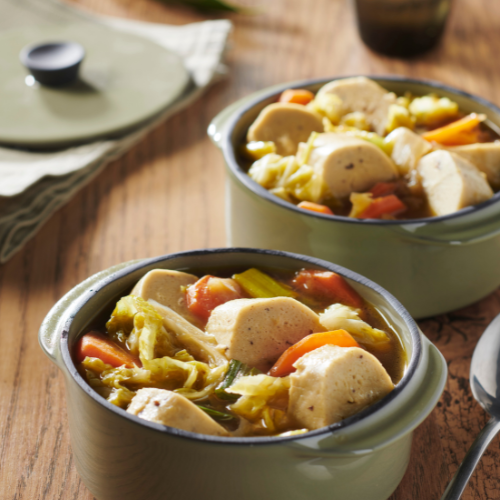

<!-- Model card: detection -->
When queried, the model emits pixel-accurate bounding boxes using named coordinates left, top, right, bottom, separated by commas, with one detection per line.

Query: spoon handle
left=441, top=416, right=500, bottom=500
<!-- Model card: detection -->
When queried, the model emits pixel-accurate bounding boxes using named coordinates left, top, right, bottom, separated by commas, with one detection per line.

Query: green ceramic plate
left=0, top=24, right=190, bottom=148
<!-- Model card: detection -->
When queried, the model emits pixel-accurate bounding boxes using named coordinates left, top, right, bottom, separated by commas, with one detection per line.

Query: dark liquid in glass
left=353, top=0, right=452, bottom=57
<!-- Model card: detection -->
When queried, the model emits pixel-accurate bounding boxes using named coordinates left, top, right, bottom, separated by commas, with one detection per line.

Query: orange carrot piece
left=359, top=195, right=406, bottom=219
left=279, top=89, right=315, bottom=106
left=297, top=201, right=334, bottom=215
left=292, top=270, right=364, bottom=308
left=75, top=331, right=141, bottom=368
left=186, top=275, right=243, bottom=323
left=369, top=182, right=397, bottom=198
left=269, top=330, right=360, bottom=377
left=421, top=113, right=484, bottom=146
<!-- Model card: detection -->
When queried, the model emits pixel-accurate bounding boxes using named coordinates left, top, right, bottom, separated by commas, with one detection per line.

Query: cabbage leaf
left=409, top=95, right=459, bottom=127
left=228, top=375, right=291, bottom=434
left=319, top=304, right=390, bottom=344
left=148, top=299, right=227, bottom=367
left=307, top=93, right=343, bottom=124
left=82, top=354, right=228, bottom=408
left=106, top=295, right=176, bottom=362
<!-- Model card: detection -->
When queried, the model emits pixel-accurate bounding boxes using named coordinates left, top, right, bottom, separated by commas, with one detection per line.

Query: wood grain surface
left=1, top=0, right=500, bottom=498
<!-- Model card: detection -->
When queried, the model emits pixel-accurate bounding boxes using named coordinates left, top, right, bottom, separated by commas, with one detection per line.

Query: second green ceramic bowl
left=209, top=76, right=500, bottom=319
left=39, top=248, right=446, bottom=500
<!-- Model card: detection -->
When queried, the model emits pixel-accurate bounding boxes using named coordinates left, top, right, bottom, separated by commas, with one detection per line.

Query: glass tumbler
left=353, top=0, right=453, bottom=57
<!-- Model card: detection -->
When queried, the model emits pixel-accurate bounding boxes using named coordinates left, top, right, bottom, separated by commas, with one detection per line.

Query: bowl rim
left=221, top=75, right=500, bottom=226
left=59, top=247, right=422, bottom=446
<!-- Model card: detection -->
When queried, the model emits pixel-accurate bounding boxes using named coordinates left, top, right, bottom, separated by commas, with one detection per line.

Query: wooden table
left=2, top=0, right=500, bottom=498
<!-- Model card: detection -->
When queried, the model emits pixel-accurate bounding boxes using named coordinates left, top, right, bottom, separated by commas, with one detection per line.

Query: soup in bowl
left=242, top=77, right=499, bottom=220
left=209, top=76, right=500, bottom=318
left=39, top=248, right=446, bottom=500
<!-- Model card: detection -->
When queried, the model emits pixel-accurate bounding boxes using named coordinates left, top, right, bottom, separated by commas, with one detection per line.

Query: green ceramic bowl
left=209, top=76, right=500, bottom=319
left=39, top=248, right=446, bottom=500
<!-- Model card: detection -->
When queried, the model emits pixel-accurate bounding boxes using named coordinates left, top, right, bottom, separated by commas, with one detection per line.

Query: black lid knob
left=20, top=41, right=85, bottom=86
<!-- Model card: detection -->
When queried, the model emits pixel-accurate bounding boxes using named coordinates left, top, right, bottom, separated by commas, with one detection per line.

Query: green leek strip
left=218, top=360, right=243, bottom=390
left=233, top=268, right=297, bottom=299
left=197, top=405, right=236, bottom=421
left=215, top=360, right=243, bottom=401
left=215, top=359, right=260, bottom=401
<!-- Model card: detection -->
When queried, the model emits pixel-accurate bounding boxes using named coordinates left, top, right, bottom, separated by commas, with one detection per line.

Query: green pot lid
left=0, top=24, right=190, bottom=148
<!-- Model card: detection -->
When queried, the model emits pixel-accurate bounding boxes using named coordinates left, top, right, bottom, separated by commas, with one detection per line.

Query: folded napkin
left=0, top=0, right=231, bottom=263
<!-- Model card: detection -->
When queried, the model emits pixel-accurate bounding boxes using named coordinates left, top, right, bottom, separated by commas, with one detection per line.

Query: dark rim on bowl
left=59, top=248, right=421, bottom=445
left=222, top=75, right=500, bottom=226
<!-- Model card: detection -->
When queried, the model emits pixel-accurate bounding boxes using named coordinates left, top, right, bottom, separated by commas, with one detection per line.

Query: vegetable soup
left=242, top=77, right=500, bottom=219
left=75, top=266, right=405, bottom=437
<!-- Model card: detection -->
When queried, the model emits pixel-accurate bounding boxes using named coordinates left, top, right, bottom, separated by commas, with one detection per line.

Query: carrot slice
left=75, top=331, right=141, bottom=368
left=359, top=194, right=406, bottom=219
left=297, top=201, right=334, bottom=215
left=421, top=113, right=485, bottom=146
left=292, top=270, right=364, bottom=308
left=279, top=89, right=315, bottom=106
left=369, top=182, right=397, bottom=198
left=186, top=275, right=243, bottom=323
left=269, top=330, right=360, bottom=377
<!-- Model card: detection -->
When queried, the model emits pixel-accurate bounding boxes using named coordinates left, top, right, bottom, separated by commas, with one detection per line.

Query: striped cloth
left=0, top=0, right=231, bottom=263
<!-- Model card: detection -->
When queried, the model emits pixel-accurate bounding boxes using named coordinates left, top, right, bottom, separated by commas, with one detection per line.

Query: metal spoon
left=441, top=312, right=500, bottom=500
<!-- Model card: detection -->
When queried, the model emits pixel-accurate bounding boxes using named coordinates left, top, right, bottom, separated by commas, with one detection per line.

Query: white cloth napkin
left=0, top=3, right=231, bottom=263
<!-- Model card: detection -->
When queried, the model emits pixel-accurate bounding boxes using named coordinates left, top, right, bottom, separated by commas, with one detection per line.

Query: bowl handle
left=38, top=260, right=142, bottom=368
left=208, top=99, right=245, bottom=148
left=392, top=214, right=500, bottom=246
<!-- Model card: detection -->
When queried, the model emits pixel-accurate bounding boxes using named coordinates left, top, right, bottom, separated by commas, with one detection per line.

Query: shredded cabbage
left=82, top=354, right=228, bottom=408
left=340, top=112, right=370, bottom=131
left=228, top=375, right=291, bottom=434
left=320, top=124, right=393, bottom=156
left=409, top=95, right=459, bottom=127
left=297, top=132, right=319, bottom=166
left=319, top=304, right=390, bottom=344
left=83, top=296, right=229, bottom=409
left=396, top=95, right=411, bottom=109
left=386, top=104, right=416, bottom=133
left=248, top=154, right=298, bottom=189
left=243, top=141, right=276, bottom=160
left=269, top=186, right=292, bottom=201
left=149, top=299, right=227, bottom=367
left=307, top=93, right=343, bottom=124
left=248, top=152, right=328, bottom=204
left=106, top=295, right=176, bottom=362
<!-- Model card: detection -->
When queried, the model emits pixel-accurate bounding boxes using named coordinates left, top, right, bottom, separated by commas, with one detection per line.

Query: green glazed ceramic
left=39, top=248, right=446, bottom=500
left=209, top=77, right=500, bottom=319
left=0, top=24, right=189, bottom=148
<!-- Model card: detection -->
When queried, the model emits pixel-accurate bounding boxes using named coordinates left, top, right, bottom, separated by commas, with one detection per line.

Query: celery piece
left=233, top=268, right=296, bottom=299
